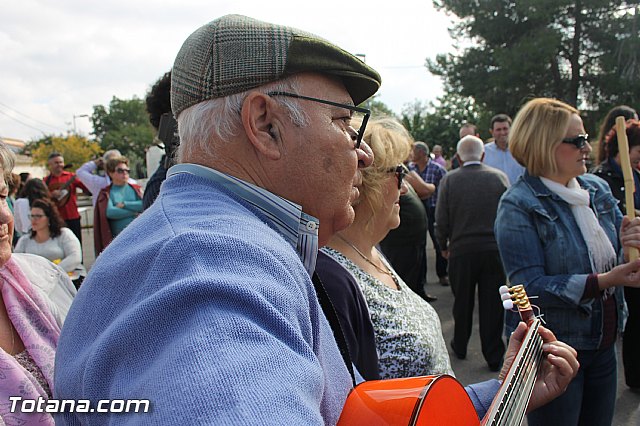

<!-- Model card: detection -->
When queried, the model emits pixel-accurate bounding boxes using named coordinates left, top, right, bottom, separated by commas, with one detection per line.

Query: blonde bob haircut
left=356, top=117, right=413, bottom=228
left=510, top=98, right=579, bottom=177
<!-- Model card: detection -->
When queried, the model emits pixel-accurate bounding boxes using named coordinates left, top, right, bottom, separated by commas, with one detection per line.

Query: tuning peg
left=503, top=299, right=514, bottom=310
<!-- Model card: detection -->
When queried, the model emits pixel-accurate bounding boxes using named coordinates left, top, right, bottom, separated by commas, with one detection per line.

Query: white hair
left=176, top=75, right=310, bottom=162
left=0, top=142, right=15, bottom=179
left=456, top=135, right=484, bottom=162
left=413, top=141, right=430, bottom=155
left=103, top=149, right=122, bottom=161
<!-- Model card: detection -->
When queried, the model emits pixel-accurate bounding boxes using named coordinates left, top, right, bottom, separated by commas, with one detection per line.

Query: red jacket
left=93, top=183, right=143, bottom=255
left=45, top=171, right=89, bottom=221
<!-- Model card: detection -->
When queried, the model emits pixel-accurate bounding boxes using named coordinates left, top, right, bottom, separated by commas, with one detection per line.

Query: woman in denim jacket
left=495, top=98, right=640, bottom=426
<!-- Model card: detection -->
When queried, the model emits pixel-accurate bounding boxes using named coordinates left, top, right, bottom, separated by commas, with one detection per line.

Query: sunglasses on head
left=562, top=134, right=589, bottom=149
left=387, top=164, right=409, bottom=189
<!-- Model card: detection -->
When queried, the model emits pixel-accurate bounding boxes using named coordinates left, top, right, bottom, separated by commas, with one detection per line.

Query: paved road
left=79, top=215, right=639, bottom=424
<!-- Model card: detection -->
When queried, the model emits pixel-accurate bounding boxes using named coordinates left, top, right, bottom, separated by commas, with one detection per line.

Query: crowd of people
left=1, top=13, right=639, bottom=426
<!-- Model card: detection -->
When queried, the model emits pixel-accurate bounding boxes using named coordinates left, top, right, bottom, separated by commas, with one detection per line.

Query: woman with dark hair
left=13, top=178, right=51, bottom=238
left=592, top=120, right=640, bottom=390
left=595, top=105, right=638, bottom=165
left=7, top=173, right=21, bottom=212
left=14, top=198, right=86, bottom=284
left=94, top=155, right=143, bottom=254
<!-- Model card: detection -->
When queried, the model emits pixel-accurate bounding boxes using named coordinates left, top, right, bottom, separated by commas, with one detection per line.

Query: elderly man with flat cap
left=54, top=15, right=578, bottom=425
left=55, top=14, right=375, bottom=424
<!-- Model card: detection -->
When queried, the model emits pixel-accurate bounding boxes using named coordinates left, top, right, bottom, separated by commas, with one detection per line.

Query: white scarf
left=540, top=177, right=616, bottom=274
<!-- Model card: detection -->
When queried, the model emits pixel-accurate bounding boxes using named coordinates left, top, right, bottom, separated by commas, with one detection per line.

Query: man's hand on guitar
left=500, top=322, right=579, bottom=413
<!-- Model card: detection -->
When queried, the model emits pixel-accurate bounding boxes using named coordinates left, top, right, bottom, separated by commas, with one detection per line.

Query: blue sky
left=1, top=0, right=454, bottom=141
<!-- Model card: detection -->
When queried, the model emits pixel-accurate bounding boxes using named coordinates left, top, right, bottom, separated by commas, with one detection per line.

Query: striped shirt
left=167, top=164, right=319, bottom=275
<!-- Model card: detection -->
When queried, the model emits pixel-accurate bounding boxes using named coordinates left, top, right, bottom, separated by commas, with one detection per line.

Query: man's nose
left=357, top=140, right=374, bottom=168
left=0, top=202, right=13, bottom=225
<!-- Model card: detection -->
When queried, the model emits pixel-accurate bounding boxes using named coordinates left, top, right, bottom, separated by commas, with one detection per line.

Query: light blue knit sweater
left=54, top=172, right=352, bottom=425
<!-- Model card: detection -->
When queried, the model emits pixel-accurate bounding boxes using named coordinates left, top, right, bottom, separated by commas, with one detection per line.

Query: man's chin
left=319, top=208, right=355, bottom=246
left=350, top=186, right=361, bottom=206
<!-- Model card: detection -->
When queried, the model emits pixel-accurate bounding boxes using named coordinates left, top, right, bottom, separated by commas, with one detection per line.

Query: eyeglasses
left=562, top=134, right=589, bottom=149
left=387, top=164, right=409, bottom=189
left=115, top=168, right=131, bottom=174
left=28, top=214, right=45, bottom=220
left=267, top=91, right=371, bottom=149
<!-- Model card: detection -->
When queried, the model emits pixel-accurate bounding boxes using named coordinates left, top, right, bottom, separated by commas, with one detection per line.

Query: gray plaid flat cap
left=171, top=14, right=381, bottom=117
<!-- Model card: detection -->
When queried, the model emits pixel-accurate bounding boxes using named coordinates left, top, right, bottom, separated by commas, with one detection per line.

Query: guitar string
left=500, top=333, right=543, bottom=426
left=496, top=329, right=535, bottom=423
left=508, top=340, right=543, bottom=426
left=491, top=322, right=543, bottom=426
left=506, top=339, right=542, bottom=425
left=502, top=333, right=542, bottom=425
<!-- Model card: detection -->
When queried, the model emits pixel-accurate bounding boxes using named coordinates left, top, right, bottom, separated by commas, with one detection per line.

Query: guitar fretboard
left=483, top=318, right=544, bottom=426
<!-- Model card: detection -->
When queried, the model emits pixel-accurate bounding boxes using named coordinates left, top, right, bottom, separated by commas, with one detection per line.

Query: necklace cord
left=336, top=235, right=400, bottom=291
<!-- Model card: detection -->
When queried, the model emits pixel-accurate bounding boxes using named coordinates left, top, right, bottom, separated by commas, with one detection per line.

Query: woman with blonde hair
left=317, top=117, right=452, bottom=380
left=495, top=98, right=640, bottom=425
left=317, top=116, right=580, bottom=419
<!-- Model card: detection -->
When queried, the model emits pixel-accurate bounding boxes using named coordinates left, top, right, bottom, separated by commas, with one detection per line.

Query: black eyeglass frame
left=562, top=134, right=589, bottom=149
left=387, top=164, right=409, bottom=189
left=267, top=91, right=371, bottom=149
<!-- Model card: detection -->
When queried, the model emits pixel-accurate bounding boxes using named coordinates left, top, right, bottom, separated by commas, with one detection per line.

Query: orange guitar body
left=338, top=375, right=480, bottom=426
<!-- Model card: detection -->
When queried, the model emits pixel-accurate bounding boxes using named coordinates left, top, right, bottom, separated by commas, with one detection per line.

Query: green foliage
left=90, top=97, right=154, bottom=170
left=28, top=135, right=101, bottom=170
left=363, top=96, right=397, bottom=119
left=428, top=0, right=640, bottom=123
left=400, top=91, right=490, bottom=159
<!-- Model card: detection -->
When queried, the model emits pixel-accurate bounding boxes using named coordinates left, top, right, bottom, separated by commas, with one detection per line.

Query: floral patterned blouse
left=322, top=247, right=453, bottom=379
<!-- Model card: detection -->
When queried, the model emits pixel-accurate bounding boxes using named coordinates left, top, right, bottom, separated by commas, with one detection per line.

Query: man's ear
left=240, top=92, right=282, bottom=160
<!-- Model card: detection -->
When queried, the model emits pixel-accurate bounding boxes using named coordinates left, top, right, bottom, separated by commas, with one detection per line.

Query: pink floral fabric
left=0, top=257, right=59, bottom=425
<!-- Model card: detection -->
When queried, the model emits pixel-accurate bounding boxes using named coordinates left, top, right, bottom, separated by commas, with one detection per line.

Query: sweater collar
left=167, top=164, right=319, bottom=275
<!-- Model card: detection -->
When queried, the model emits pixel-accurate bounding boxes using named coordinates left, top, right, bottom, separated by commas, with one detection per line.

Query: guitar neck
left=59, top=174, right=76, bottom=190
left=481, top=318, right=543, bottom=426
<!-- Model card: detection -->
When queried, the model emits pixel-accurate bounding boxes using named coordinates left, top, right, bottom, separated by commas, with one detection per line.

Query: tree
left=90, top=96, right=154, bottom=177
left=428, top=0, right=640, bottom=125
left=28, top=135, right=101, bottom=170
left=400, top=90, right=490, bottom=158
left=363, top=96, right=397, bottom=119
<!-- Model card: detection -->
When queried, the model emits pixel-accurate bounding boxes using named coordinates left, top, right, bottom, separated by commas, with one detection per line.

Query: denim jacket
left=495, top=171, right=627, bottom=350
